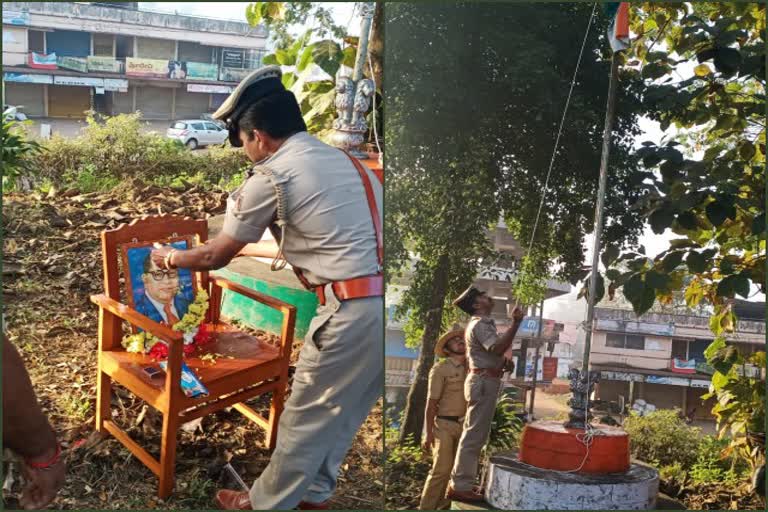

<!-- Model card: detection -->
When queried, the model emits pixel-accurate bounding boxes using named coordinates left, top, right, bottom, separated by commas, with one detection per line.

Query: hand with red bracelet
left=3, top=336, right=67, bottom=509
left=20, top=444, right=66, bottom=510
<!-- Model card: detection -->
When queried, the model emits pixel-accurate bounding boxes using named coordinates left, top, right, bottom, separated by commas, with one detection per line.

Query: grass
left=60, top=393, right=93, bottom=423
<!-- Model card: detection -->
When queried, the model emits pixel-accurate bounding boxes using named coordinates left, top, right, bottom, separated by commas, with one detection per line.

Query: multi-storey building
left=592, top=299, right=765, bottom=421
left=2, top=2, right=267, bottom=119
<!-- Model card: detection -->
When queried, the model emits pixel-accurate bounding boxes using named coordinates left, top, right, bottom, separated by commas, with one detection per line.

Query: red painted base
left=519, top=420, right=630, bottom=474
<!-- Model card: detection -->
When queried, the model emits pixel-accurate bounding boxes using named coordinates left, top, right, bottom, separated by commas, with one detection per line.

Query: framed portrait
left=121, top=237, right=196, bottom=327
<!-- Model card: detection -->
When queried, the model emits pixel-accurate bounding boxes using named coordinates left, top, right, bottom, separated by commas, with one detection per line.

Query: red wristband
left=25, top=443, right=61, bottom=470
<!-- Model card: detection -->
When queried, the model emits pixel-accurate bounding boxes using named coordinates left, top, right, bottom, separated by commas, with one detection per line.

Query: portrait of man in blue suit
left=133, top=251, right=192, bottom=326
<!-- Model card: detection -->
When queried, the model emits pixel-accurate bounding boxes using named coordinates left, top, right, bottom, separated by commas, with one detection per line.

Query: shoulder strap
left=342, top=151, right=383, bottom=269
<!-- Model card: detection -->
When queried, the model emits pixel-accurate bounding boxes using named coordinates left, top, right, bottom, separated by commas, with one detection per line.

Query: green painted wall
left=214, top=266, right=317, bottom=341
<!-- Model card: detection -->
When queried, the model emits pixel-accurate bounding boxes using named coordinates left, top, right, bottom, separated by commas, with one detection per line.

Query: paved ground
left=530, top=388, right=716, bottom=434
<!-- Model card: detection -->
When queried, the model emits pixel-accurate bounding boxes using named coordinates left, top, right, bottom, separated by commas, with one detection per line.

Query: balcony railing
left=596, top=307, right=765, bottom=335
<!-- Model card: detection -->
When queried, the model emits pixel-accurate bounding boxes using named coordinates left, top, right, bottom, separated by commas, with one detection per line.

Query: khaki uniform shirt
left=223, top=131, right=382, bottom=285
left=465, top=316, right=504, bottom=370
left=427, top=358, right=468, bottom=417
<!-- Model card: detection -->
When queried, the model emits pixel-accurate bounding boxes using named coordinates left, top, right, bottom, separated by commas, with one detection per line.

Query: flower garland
left=122, top=289, right=213, bottom=359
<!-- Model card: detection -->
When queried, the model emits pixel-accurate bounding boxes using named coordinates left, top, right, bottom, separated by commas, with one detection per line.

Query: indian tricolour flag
left=605, top=2, right=630, bottom=52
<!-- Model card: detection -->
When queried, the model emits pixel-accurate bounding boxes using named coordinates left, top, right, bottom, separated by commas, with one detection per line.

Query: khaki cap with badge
left=212, top=65, right=285, bottom=147
left=452, top=285, right=484, bottom=315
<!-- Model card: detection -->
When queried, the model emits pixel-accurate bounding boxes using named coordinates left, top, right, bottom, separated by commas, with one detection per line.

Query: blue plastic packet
left=158, top=360, right=209, bottom=398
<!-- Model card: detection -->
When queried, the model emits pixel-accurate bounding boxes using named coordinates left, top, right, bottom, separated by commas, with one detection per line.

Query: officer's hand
left=150, top=246, right=172, bottom=269
left=19, top=457, right=67, bottom=510
left=421, top=433, right=435, bottom=453
left=512, top=306, right=524, bottom=322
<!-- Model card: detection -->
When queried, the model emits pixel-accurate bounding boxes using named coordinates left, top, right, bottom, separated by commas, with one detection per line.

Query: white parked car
left=166, top=120, right=227, bottom=149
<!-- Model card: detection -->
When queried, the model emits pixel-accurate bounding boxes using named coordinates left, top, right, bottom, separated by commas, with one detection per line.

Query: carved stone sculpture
left=564, top=368, right=600, bottom=429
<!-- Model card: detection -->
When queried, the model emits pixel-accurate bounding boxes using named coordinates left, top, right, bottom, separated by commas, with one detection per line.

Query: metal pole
left=528, top=298, right=545, bottom=418
left=345, top=2, right=374, bottom=124
left=580, top=53, right=620, bottom=375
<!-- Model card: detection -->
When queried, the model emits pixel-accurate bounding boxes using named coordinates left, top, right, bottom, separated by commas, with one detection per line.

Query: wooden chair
left=90, top=215, right=295, bottom=498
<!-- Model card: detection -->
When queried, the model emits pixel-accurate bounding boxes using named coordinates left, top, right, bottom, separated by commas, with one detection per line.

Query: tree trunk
left=368, top=1, right=384, bottom=152
left=369, top=2, right=384, bottom=88
left=398, top=253, right=450, bottom=445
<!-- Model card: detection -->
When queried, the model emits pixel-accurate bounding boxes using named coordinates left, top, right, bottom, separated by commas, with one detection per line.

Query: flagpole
left=566, top=52, right=621, bottom=429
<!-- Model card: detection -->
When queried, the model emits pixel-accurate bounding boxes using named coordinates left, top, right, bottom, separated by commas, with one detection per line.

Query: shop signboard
left=186, top=62, right=218, bottom=80
left=126, top=57, right=168, bottom=78
left=219, top=67, right=250, bottom=82
left=3, top=72, right=53, bottom=84
left=87, top=56, right=123, bottom=73
left=3, top=9, right=30, bottom=25
left=54, top=75, right=104, bottom=87
left=57, top=56, right=88, bottom=73
left=187, top=83, right=233, bottom=94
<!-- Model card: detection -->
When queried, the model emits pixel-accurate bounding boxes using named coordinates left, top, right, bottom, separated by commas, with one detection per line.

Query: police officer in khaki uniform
left=150, top=66, right=383, bottom=510
left=446, top=286, right=524, bottom=502
left=419, top=329, right=468, bottom=510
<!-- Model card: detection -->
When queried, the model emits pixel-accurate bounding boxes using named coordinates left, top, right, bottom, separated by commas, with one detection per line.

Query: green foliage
left=604, top=5, right=765, bottom=468
left=514, top=251, right=551, bottom=307
left=262, top=32, right=350, bottom=139
left=628, top=409, right=758, bottom=485
left=246, top=3, right=364, bottom=141
left=28, top=113, right=250, bottom=191
left=623, top=409, right=703, bottom=469
left=2, top=112, right=44, bottom=191
left=486, top=396, right=524, bottom=454
left=689, top=436, right=749, bottom=486
left=703, top=337, right=765, bottom=462
left=245, top=2, right=346, bottom=49
left=608, top=3, right=765, bottom=317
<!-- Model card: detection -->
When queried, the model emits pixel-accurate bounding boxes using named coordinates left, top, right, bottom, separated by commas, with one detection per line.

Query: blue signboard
left=517, top=316, right=540, bottom=336
left=2, top=9, right=30, bottom=26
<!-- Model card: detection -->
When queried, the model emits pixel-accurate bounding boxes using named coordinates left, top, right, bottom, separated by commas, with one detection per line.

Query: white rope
left=513, top=2, right=598, bottom=311
left=509, top=4, right=602, bottom=475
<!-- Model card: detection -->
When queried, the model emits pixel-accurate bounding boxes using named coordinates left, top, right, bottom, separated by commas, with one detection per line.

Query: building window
left=671, top=339, right=688, bottom=359
left=93, top=33, right=114, bottom=57
left=606, top=333, right=646, bottom=350
left=29, top=30, right=45, bottom=53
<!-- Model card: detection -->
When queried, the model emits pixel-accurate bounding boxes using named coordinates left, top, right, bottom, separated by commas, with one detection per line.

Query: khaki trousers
left=449, top=373, right=501, bottom=492
left=248, top=286, right=383, bottom=510
left=419, top=418, right=463, bottom=510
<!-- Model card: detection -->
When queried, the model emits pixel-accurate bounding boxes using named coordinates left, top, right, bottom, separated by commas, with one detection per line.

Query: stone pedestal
left=485, top=454, right=659, bottom=510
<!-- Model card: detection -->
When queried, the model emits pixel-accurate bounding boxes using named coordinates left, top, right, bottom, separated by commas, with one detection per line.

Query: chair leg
left=158, top=411, right=179, bottom=499
left=266, top=378, right=287, bottom=451
left=95, top=369, right=111, bottom=433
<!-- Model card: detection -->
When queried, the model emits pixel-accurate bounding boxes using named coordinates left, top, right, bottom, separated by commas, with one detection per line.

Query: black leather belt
left=437, top=415, right=462, bottom=423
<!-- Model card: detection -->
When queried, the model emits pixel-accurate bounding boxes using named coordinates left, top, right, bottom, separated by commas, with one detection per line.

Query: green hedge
left=30, top=113, right=250, bottom=192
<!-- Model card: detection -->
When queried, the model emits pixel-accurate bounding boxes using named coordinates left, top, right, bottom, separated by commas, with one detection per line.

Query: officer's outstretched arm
left=152, top=233, right=247, bottom=271
left=235, top=239, right=280, bottom=259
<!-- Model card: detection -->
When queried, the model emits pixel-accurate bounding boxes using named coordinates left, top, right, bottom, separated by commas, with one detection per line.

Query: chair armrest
left=90, top=294, right=184, bottom=344
left=209, top=275, right=297, bottom=315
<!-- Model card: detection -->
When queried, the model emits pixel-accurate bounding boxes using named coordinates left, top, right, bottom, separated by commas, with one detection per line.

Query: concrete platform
left=484, top=453, right=659, bottom=510
left=451, top=493, right=685, bottom=510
